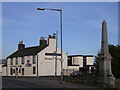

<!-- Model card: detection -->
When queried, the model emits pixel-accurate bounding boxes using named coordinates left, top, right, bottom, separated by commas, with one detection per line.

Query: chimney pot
left=48, top=35, right=52, bottom=38
left=19, top=40, right=23, bottom=44
left=52, top=33, right=56, bottom=39
left=40, top=37, right=44, bottom=40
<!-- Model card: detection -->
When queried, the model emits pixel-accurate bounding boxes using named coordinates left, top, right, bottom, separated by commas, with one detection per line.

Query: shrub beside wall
left=115, top=78, right=120, bottom=90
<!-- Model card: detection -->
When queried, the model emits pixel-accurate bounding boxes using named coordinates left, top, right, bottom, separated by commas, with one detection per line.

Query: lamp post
left=37, top=8, right=63, bottom=83
left=53, top=31, right=58, bottom=77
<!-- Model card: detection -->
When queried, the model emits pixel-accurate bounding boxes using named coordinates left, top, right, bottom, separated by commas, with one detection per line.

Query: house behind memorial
left=6, top=35, right=67, bottom=76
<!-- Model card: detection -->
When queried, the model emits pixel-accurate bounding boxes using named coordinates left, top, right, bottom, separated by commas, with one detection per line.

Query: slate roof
left=7, top=44, right=48, bottom=58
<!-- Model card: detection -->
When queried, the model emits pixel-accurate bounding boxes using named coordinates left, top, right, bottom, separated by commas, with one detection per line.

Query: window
left=10, top=67, right=13, bottom=75
left=13, top=69, right=15, bottom=73
left=33, top=55, right=36, bottom=64
left=83, top=56, right=87, bottom=67
left=21, top=57, right=24, bottom=64
left=68, top=57, right=72, bottom=66
left=16, top=57, right=18, bottom=65
left=10, top=58, right=13, bottom=65
left=19, top=69, right=21, bottom=73
left=33, top=67, right=36, bottom=74
left=22, top=68, right=24, bottom=75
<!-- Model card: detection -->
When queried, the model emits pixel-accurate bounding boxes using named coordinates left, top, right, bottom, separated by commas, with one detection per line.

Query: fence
left=63, top=69, right=78, bottom=76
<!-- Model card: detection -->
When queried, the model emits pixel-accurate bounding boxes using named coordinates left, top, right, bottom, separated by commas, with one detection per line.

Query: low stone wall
left=0, top=72, right=2, bottom=76
left=115, top=78, right=120, bottom=90
left=63, top=68, right=79, bottom=76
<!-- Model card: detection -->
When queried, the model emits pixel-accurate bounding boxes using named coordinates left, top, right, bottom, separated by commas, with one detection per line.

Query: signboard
left=25, top=60, right=32, bottom=67
left=45, top=57, right=54, bottom=60
left=45, top=57, right=61, bottom=60
left=60, top=59, right=64, bottom=62
left=45, top=53, right=61, bottom=56
left=45, top=53, right=61, bottom=60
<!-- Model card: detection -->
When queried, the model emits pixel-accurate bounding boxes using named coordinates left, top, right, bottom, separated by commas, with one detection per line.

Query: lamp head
left=37, top=8, right=45, bottom=10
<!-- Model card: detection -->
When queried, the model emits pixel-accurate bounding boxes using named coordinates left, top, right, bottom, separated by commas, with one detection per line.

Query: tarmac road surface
left=2, top=77, right=112, bottom=90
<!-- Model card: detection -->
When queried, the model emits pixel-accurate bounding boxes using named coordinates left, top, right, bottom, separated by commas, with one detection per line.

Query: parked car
left=70, top=71, right=82, bottom=77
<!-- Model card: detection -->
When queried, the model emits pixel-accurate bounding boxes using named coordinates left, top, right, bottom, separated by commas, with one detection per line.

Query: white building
left=3, top=35, right=95, bottom=77
left=0, top=64, right=2, bottom=76
left=6, top=35, right=67, bottom=77
left=0, top=59, right=7, bottom=76
left=64, top=55, right=94, bottom=75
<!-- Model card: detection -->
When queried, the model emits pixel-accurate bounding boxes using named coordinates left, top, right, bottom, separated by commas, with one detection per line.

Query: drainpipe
left=6, top=58, right=8, bottom=76
left=37, top=55, right=38, bottom=77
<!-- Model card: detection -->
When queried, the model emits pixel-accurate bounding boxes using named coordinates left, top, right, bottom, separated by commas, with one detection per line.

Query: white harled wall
left=72, top=56, right=83, bottom=67
left=38, top=38, right=67, bottom=76
left=6, top=55, right=37, bottom=76
left=0, top=64, right=2, bottom=76
left=86, top=57, right=94, bottom=65
left=2, top=67, right=6, bottom=76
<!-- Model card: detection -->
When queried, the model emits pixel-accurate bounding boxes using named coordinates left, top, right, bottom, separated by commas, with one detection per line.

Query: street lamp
left=37, top=8, right=63, bottom=83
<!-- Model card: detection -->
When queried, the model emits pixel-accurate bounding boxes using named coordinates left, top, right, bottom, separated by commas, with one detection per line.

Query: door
left=22, top=68, right=24, bottom=75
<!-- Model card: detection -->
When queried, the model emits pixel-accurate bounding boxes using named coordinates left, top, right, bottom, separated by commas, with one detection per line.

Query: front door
left=22, top=68, right=24, bottom=75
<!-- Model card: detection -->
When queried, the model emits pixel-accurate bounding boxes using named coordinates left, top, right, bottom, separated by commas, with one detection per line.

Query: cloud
left=2, top=16, right=41, bottom=27
left=84, top=20, right=101, bottom=29
left=3, top=18, right=24, bottom=26
left=7, top=29, right=34, bottom=34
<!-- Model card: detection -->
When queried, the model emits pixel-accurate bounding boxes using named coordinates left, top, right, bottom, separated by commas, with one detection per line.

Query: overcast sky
left=2, top=2, right=118, bottom=59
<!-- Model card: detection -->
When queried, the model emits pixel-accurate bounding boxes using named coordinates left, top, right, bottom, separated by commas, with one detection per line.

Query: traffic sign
left=60, top=59, right=64, bottom=62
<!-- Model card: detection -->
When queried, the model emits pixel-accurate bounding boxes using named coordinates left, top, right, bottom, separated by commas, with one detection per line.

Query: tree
left=94, top=51, right=101, bottom=76
left=95, top=44, right=120, bottom=79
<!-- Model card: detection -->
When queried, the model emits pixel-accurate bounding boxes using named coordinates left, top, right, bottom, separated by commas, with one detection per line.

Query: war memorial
left=98, top=20, right=115, bottom=88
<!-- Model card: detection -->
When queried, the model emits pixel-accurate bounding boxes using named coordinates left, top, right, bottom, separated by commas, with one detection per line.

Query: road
left=2, top=77, right=108, bottom=90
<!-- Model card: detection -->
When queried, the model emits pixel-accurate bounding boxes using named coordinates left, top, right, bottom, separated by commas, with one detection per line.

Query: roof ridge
left=7, top=44, right=48, bottom=58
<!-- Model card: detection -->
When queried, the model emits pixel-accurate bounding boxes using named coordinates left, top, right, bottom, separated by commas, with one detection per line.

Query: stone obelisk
left=98, top=20, right=115, bottom=87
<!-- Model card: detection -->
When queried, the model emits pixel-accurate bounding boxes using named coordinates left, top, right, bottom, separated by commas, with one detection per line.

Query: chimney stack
left=18, top=41, right=25, bottom=50
left=48, top=34, right=56, bottom=46
left=39, top=37, right=47, bottom=46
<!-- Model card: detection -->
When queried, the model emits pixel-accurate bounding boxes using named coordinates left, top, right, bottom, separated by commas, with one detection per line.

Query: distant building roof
left=68, top=55, right=94, bottom=57
left=0, top=60, right=2, bottom=64
left=7, top=44, right=48, bottom=58
left=0, top=59, right=6, bottom=64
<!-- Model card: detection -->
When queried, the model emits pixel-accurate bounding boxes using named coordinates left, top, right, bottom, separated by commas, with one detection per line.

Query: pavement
left=2, top=77, right=116, bottom=90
